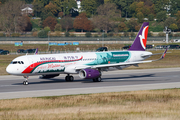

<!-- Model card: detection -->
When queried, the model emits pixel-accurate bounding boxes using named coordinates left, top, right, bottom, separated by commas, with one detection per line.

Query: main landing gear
left=93, top=77, right=102, bottom=82
left=65, top=74, right=74, bottom=82
left=93, top=69, right=102, bottom=82
left=23, top=76, right=29, bottom=85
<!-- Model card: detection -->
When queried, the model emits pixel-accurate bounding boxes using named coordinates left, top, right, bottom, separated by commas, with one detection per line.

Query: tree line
left=1, top=0, right=179, bottom=18
left=1, top=0, right=180, bottom=36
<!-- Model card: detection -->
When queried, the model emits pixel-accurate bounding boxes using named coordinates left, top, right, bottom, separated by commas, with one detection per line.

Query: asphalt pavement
left=0, top=67, right=180, bottom=99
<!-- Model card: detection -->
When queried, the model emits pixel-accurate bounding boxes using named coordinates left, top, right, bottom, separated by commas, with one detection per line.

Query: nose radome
left=6, top=65, right=12, bottom=74
left=6, top=65, right=23, bottom=75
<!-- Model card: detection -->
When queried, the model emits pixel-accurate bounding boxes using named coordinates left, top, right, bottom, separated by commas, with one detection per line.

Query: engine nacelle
left=79, top=69, right=101, bottom=79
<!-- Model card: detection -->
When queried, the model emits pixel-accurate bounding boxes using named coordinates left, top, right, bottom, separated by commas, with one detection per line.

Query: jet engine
left=79, top=69, right=101, bottom=79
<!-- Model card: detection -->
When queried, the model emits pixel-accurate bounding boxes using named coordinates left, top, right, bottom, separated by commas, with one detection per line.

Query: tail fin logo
left=128, top=22, right=149, bottom=51
left=139, top=26, right=149, bottom=49
left=34, top=48, right=38, bottom=55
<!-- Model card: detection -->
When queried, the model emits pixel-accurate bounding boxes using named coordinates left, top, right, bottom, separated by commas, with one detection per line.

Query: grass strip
left=0, top=88, right=180, bottom=120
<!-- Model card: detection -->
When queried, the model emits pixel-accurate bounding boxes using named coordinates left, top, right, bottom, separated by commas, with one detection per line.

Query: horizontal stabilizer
left=34, top=48, right=38, bottom=55
left=152, top=47, right=169, bottom=61
left=141, top=52, right=171, bottom=58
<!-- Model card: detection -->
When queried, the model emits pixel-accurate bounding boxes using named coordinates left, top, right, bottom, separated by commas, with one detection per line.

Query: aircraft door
left=96, top=57, right=99, bottom=65
left=28, top=58, right=34, bottom=68
left=133, top=55, right=137, bottom=61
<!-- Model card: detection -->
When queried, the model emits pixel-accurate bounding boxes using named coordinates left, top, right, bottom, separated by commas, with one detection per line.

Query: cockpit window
left=11, top=61, right=17, bottom=64
left=11, top=61, right=24, bottom=64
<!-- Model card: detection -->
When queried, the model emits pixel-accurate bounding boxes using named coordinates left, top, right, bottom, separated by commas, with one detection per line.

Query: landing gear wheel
left=97, top=77, right=102, bottom=82
left=69, top=76, right=74, bottom=81
left=23, top=81, right=28, bottom=85
left=65, top=76, right=69, bottom=81
left=65, top=75, right=74, bottom=82
left=23, top=76, right=29, bottom=85
left=93, top=77, right=102, bottom=82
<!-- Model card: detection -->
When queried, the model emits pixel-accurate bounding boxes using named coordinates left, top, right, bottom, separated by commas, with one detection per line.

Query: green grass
left=1, top=89, right=180, bottom=119
left=0, top=44, right=126, bottom=52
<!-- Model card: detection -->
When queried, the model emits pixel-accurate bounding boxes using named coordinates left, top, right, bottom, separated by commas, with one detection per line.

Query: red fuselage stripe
left=22, top=56, right=83, bottom=73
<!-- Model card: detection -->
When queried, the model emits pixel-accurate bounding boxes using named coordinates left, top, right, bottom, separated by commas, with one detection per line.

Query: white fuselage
left=6, top=50, right=152, bottom=76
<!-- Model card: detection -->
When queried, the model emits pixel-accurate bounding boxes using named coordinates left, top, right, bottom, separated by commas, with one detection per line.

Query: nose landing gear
left=23, top=76, right=29, bottom=85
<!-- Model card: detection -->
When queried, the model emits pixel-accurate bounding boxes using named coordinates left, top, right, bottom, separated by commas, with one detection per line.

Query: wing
left=75, top=60, right=152, bottom=70
left=75, top=47, right=168, bottom=70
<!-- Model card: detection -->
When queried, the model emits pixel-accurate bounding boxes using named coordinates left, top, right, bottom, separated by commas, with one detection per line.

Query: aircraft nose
left=6, top=65, right=22, bottom=75
left=6, top=65, right=12, bottom=74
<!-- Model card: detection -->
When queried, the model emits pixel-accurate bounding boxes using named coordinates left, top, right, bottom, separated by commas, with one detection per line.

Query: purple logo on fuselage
left=64, top=56, right=78, bottom=60
left=40, top=57, right=56, bottom=61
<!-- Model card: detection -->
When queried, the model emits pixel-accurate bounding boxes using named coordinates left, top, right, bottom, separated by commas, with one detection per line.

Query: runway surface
left=0, top=67, right=180, bottom=99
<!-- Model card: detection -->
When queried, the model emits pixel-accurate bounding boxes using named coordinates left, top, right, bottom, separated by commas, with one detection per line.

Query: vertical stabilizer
left=128, top=22, right=149, bottom=51
left=34, top=48, right=38, bottom=55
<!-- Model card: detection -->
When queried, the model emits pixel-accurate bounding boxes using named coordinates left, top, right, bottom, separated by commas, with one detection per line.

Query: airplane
left=6, top=22, right=168, bottom=85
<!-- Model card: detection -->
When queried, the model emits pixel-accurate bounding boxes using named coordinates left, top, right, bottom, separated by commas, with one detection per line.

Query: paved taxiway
left=0, top=67, right=180, bottom=99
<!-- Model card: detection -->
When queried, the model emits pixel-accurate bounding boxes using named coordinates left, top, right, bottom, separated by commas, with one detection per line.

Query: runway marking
left=0, top=85, right=20, bottom=87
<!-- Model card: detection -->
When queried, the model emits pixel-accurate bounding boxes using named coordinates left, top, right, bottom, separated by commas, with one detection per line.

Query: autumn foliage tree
left=58, top=12, right=63, bottom=17
left=45, top=2, right=58, bottom=16
left=129, top=1, right=154, bottom=18
left=83, top=20, right=94, bottom=31
left=43, top=16, right=57, bottom=31
left=0, top=0, right=28, bottom=34
left=127, top=18, right=138, bottom=32
left=169, top=23, right=178, bottom=32
left=73, top=13, right=94, bottom=32
left=175, top=11, right=180, bottom=21
left=24, top=16, right=32, bottom=32
left=137, top=12, right=144, bottom=23
left=59, top=15, right=73, bottom=32
left=118, top=22, right=128, bottom=32
left=93, top=3, right=120, bottom=33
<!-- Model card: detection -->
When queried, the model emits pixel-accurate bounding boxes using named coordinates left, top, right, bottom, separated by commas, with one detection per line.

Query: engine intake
left=79, top=69, right=101, bottom=79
